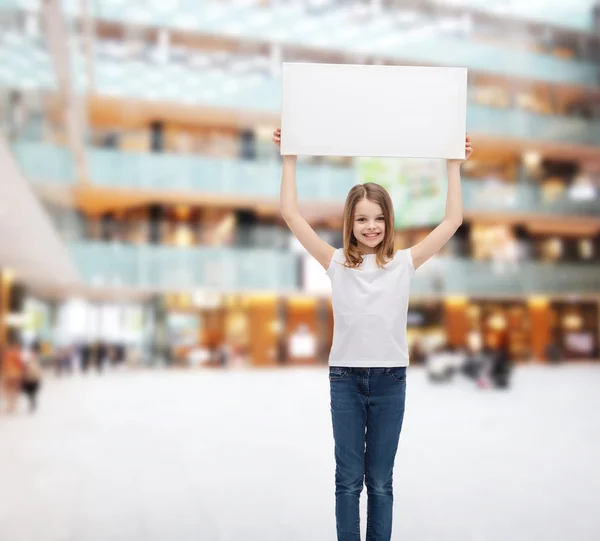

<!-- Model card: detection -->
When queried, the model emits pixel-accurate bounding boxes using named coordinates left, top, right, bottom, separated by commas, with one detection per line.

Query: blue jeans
left=329, top=366, right=407, bottom=541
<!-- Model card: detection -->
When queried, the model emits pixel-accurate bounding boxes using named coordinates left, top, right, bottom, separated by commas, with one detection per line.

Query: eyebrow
left=356, top=214, right=384, bottom=217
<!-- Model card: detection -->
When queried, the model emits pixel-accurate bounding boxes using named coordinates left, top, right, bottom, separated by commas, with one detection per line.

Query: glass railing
left=412, top=257, right=600, bottom=295
left=16, top=142, right=600, bottom=217
left=82, top=61, right=600, bottom=145
left=467, top=105, right=600, bottom=146
left=418, top=1, right=596, bottom=32
left=69, top=241, right=600, bottom=294
left=88, top=56, right=599, bottom=109
left=84, top=148, right=600, bottom=217
left=69, top=241, right=299, bottom=291
left=44, top=214, right=296, bottom=250
left=461, top=181, right=600, bottom=217
left=85, top=147, right=354, bottom=200
left=12, top=141, right=76, bottom=184
left=55, top=1, right=598, bottom=87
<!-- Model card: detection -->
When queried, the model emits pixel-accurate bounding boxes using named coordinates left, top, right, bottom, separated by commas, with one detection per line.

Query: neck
left=357, top=244, right=377, bottom=255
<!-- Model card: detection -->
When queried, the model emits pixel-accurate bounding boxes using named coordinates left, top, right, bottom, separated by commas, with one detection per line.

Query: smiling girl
left=273, top=128, right=472, bottom=541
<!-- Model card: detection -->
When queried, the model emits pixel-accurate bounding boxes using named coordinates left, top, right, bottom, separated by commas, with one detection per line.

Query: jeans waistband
left=332, top=367, right=406, bottom=374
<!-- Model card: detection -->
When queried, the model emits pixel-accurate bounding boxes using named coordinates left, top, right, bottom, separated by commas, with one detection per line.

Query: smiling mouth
left=363, top=233, right=380, bottom=238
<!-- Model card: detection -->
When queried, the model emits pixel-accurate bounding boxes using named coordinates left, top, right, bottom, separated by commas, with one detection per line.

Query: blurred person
left=63, top=345, right=74, bottom=375
left=461, top=349, right=480, bottom=380
left=95, top=341, right=107, bottom=373
left=277, top=335, right=288, bottom=364
left=81, top=342, right=92, bottom=373
left=545, top=336, right=563, bottom=365
left=274, top=128, right=472, bottom=541
left=488, top=335, right=513, bottom=390
left=217, top=343, right=231, bottom=368
left=21, top=341, right=42, bottom=413
left=55, top=345, right=74, bottom=376
left=409, top=340, right=426, bottom=365
left=461, top=338, right=493, bottom=387
left=71, top=343, right=83, bottom=372
left=115, top=343, right=126, bottom=366
left=1, top=338, right=24, bottom=414
left=230, top=344, right=248, bottom=369
left=426, top=343, right=464, bottom=383
left=53, top=346, right=64, bottom=376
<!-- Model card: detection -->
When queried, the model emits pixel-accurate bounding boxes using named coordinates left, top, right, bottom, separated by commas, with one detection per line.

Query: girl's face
left=353, top=198, right=385, bottom=254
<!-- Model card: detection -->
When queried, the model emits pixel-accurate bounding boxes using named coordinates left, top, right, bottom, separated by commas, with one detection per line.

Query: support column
left=285, top=296, right=318, bottom=365
left=528, top=297, right=552, bottom=363
left=247, top=294, right=278, bottom=367
left=444, top=297, right=469, bottom=348
left=0, top=270, right=13, bottom=347
left=0, top=273, right=25, bottom=346
left=80, top=0, right=96, bottom=92
left=316, top=297, right=332, bottom=364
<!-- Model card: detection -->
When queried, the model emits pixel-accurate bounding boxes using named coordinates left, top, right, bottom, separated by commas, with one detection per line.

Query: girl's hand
left=272, top=128, right=282, bottom=150
left=272, top=128, right=296, bottom=158
left=447, top=134, right=472, bottom=166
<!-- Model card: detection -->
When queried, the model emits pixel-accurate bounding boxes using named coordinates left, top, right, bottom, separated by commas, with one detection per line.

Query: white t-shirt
left=326, top=248, right=415, bottom=367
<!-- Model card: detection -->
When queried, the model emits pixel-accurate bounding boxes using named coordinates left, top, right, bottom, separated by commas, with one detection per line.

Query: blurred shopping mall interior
left=0, top=0, right=599, bottom=371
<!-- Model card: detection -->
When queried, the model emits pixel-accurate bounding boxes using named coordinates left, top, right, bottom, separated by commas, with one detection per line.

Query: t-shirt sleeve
left=325, top=248, right=340, bottom=279
left=401, top=248, right=416, bottom=278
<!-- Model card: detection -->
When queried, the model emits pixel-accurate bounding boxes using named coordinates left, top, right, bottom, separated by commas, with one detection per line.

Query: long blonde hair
left=342, top=183, right=395, bottom=269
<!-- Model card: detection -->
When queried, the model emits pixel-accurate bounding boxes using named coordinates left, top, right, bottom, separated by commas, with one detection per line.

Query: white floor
left=1, top=364, right=599, bottom=541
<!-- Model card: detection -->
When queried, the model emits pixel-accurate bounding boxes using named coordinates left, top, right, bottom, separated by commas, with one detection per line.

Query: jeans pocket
left=388, top=367, right=407, bottom=382
left=329, top=367, right=347, bottom=380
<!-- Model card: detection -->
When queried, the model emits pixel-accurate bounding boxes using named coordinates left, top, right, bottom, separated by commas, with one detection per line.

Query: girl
left=273, top=128, right=472, bottom=541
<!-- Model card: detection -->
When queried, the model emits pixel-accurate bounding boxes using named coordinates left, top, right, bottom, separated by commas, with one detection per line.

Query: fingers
left=272, top=128, right=281, bottom=147
left=465, top=133, right=473, bottom=158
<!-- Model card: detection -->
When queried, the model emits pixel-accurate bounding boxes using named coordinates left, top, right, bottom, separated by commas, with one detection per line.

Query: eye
left=357, top=218, right=365, bottom=222
left=377, top=217, right=385, bottom=221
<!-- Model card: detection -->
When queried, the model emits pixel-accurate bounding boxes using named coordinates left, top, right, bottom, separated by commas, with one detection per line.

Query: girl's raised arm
left=410, top=134, right=472, bottom=270
left=275, top=128, right=335, bottom=271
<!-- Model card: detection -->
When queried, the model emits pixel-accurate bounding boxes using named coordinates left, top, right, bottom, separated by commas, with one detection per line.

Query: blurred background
left=0, top=1, right=599, bottom=539
left=0, top=0, right=599, bottom=372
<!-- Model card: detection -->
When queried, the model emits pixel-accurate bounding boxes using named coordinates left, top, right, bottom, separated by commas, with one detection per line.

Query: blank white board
left=280, top=63, right=467, bottom=159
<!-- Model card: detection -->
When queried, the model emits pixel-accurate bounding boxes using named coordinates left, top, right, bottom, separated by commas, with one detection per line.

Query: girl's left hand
left=447, top=134, right=472, bottom=166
